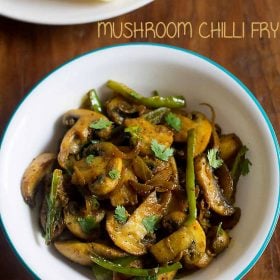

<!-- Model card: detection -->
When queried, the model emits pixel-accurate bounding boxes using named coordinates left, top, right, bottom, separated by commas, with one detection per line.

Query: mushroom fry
left=21, top=81, right=251, bottom=279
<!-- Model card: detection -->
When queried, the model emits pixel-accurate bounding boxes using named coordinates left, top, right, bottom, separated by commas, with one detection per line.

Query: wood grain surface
left=0, top=0, right=279, bottom=279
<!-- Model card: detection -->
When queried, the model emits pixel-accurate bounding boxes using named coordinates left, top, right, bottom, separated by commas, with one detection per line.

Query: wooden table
left=0, top=0, right=279, bottom=279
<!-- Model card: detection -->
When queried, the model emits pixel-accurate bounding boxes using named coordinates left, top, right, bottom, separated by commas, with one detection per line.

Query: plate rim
left=0, top=42, right=279, bottom=280
left=0, top=0, right=153, bottom=25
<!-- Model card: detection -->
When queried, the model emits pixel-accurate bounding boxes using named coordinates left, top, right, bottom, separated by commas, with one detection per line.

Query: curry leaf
left=114, top=206, right=128, bottom=224
left=151, top=139, right=174, bottom=161
left=207, top=148, right=223, bottom=169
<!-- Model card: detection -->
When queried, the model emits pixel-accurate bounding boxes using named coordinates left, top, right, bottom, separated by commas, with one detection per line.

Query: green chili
left=186, top=129, right=197, bottom=221
left=107, top=80, right=186, bottom=109
left=88, top=89, right=103, bottom=113
left=91, top=254, right=182, bottom=277
left=143, top=107, right=170, bottom=124
left=45, top=169, right=63, bottom=245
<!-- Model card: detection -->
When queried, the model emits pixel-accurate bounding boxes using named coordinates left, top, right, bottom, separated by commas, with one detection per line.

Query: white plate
left=0, top=0, right=153, bottom=25
left=0, top=43, right=279, bottom=280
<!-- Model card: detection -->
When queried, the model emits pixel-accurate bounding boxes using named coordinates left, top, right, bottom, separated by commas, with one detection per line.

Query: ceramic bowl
left=0, top=43, right=279, bottom=280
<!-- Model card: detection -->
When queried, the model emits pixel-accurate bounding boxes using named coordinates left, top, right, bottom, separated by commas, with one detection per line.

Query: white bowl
left=0, top=0, right=153, bottom=25
left=0, top=43, right=279, bottom=280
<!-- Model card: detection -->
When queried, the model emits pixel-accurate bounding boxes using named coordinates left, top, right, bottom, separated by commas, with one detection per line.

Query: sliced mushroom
left=207, top=226, right=231, bottom=254
left=183, top=251, right=213, bottom=269
left=215, top=163, right=234, bottom=203
left=174, top=112, right=212, bottom=156
left=58, top=109, right=112, bottom=169
left=110, top=160, right=138, bottom=207
left=162, top=211, right=187, bottom=232
left=106, top=96, right=146, bottom=125
left=71, top=156, right=123, bottom=196
left=54, top=240, right=127, bottom=266
left=150, top=220, right=206, bottom=264
left=194, top=155, right=235, bottom=216
left=124, top=117, right=173, bottom=156
left=157, top=270, right=178, bottom=280
left=106, top=191, right=165, bottom=255
left=21, top=153, right=56, bottom=207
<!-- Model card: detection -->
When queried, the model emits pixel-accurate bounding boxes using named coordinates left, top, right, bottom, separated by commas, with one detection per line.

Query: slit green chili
left=143, top=107, right=170, bottom=124
left=107, top=80, right=186, bottom=109
left=91, top=254, right=182, bottom=277
left=88, top=89, right=103, bottom=113
left=45, top=169, right=63, bottom=245
left=186, top=129, right=197, bottom=221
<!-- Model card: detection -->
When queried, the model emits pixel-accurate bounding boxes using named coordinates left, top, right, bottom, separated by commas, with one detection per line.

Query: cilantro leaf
left=151, top=139, right=174, bottom=161
left=109, top=169, right=121, bottom=180
left=240, top=158, right=252, bottom=176
left=114, top=205, right=128, bottom=224
left=89, top=118, right=112, bottom=129
left=77, top=216, right=99, bottom=234
left=165, top=112, right=181, bottom=132
left=86, top=154, right=95, bottom=165
left=207, top=148, right=223, bottom=169
left=142, top=215, right=160, bottom=234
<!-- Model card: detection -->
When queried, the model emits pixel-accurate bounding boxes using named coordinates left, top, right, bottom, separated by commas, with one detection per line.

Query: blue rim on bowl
left=0, top=43, right=279, bottom=280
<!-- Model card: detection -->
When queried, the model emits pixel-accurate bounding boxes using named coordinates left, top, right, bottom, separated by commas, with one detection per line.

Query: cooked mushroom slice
left=150, top=220, right=206, bottom=264
left=110, top=160, right=138, bottom=207
left=207, top=225, right=231, bottom=254
left=162, top=211, right=187, bottom=232
left=71, top=156, right=123, bottom=196
left=124, top=117, right=173, bottom=156
left=106, top=96, right=146, bottom=125
left=194, top=155, right=235, bottom=216
left=183, top=251, right=213, bottom=269
left=219, top=134, right=242, bottom=164
left=54, top=241, right=127, bottom=266
left=173, top=112, right=212, bottom=156
left=157, top=270, right=178, bottom=280
left=89, top=157, right=123, bottom=196
left=106, top=191, right=165, bottom=255
left=58, top=110, right=112, bottom=169
left=64, top=207, right=105, bottom=240
left=21, top=153, right=56, bottom=207
left=215, top=163, right=234, bottom=203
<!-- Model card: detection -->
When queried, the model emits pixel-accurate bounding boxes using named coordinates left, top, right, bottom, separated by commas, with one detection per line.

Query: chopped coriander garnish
left=114, top=206, right=128, bottom=224
left=151, top=139, right=174, bottom=161
left=109, top=169, right=121, bottom=180
left=165, top=112, right=181, bottom=132
left=77, top=216, right=99, bottom=234
left=207, top=148, right=223, bottom=169
left=86, top=154, right=95, bottom=165
left=240, top=157, right=252, bottom=176
left=142, top=215, right=160, bottom=234
left=90, top=118, right=112, bottom=130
